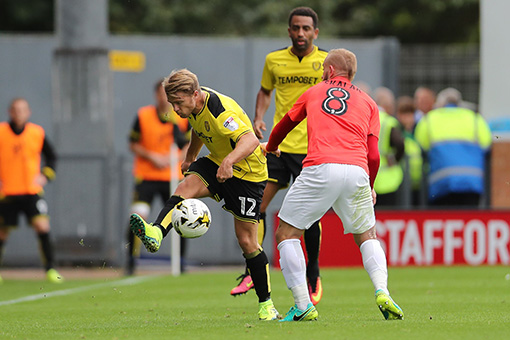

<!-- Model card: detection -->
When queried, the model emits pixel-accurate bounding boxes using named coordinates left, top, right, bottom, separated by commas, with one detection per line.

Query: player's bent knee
left=275, top=221, right=303, bottom=244
left=353, top=226, right=377, bottom=247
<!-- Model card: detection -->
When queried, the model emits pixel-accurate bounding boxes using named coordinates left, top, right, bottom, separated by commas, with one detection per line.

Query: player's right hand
left=253, top=119, right=266, bottom=139
left=260, top=142, right=281, bottom=157
left=181, top=160, right=192, bottom=174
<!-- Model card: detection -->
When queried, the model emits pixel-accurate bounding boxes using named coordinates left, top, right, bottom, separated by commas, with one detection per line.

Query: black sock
left=245, top=249, right=271, bottom=302
left=304, top=220, right=321, bottom=285
left=126, top=226, right=136, bottom=274
left=37, top=232, right=55, bottom=271
left=0, top=239, right=4, bottom=266
left=243, top=212, right=267, bottom=276
left=154, top=195, right=184, bottom=237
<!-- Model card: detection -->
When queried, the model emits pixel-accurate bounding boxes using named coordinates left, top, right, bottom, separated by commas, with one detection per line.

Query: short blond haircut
left=325, top=48, right=357, bottom=81
left=163, top=69, right=200, bottom=102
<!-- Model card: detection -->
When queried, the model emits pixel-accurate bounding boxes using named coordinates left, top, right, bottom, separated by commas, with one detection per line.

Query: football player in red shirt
left=263, top=48, right=404, bottom=322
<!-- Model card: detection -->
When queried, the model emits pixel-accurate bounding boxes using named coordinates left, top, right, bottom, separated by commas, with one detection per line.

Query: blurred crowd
left=354, top=83, right=492, bottom=209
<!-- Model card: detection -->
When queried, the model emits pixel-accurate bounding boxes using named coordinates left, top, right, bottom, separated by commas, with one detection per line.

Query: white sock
left=278, top=239, right=311, bottom=310
left=360, top=239, right=389, bottom=295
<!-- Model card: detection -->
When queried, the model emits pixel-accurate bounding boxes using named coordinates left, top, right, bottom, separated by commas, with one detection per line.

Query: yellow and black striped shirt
left=261, top=45, right=328, bottom=154
left=188, top=87, right=267, bottom=182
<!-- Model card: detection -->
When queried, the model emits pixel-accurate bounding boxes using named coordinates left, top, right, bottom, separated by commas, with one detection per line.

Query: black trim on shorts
left=266, top=152, right=306, bottom=186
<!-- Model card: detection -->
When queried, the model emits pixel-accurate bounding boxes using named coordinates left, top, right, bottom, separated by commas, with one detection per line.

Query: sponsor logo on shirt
left=195, top=131, right=213, bottom=143
left=277, top=76, right=320, bottom=85
left=223, top=117, right=239, bottom=131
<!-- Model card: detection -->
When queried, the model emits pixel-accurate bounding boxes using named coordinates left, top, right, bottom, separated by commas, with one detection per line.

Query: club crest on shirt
left=312, top=61, right=322, bottom=71
left=223, top=117, right=239, bottom=131
left=204, top=121, right=210, bottom=132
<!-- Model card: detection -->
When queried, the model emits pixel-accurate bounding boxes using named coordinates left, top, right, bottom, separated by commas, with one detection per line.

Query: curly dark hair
left=288, top=7, right=319, bottom=28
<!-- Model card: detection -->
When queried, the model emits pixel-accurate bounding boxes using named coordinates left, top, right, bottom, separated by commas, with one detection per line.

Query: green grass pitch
left=1, top=266, right=509, bottom=340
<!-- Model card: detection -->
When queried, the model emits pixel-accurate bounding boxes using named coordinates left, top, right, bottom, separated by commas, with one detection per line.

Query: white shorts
left=278, top=163, right=375, bottom=235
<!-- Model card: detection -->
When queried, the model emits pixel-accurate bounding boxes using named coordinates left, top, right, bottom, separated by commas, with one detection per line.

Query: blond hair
left=325, top=48, right=357, bottom=81
left=163, top=69, right=200, bottom=102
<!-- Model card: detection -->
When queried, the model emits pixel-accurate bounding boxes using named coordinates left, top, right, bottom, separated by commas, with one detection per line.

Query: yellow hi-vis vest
left=374, top=111, right=404, bottom=194
left=403, top=132, right=423, bottom=190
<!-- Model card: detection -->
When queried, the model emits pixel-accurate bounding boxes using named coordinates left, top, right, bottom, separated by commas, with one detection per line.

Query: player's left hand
left=260, top=142, right=281, bottom=157
left=371, top=188, right=377, bottom=205
left=181, top=160, right=192, bottom=174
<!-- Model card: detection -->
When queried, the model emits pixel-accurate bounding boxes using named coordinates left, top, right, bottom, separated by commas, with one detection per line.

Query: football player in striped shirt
left=230, top=6, right=327, bottom=306
left=130, top=69, right=279, bottom=321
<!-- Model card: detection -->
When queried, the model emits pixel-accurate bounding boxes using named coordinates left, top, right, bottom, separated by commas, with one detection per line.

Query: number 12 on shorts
left=239, top=196, right=256, bottom=216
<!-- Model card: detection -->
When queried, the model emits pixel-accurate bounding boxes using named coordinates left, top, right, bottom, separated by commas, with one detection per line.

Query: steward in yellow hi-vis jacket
left=374, top=110, right=405, bottom=198
left=415, top=88, right=492, bottom=206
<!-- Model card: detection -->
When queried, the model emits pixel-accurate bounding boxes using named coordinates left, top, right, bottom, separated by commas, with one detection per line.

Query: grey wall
left=0, top=34, right=398, bottom=268
left=481, top=0, right=510, bottom=124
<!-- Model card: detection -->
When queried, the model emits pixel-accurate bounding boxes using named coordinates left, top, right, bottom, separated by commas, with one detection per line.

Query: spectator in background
left=396, top=96, right=423, bottom=206
left=0, top=98, right=63, bottom=283
left=397, top=96, right=416, bottom=134
left=374, top=86, right=396, bottom=116
left=373, top=87, right=405, bottom=206
left=126, top=80, right=190, bottom=276
left=414, top=88, right=492, bottom=207
left=413, top=86, right=436, bottom=127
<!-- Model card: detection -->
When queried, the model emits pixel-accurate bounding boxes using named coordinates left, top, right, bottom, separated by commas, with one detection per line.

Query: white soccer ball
left=172, top=199, right=211, bottom=238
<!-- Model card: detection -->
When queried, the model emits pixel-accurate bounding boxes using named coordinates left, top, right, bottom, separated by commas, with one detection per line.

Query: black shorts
left=0, top=194, right=49, bottom=227
left=267, top=152, right=306, bottom=187
left=133, top=180, right=171, bottom=205
left=186, top=157, right=266, bottom=223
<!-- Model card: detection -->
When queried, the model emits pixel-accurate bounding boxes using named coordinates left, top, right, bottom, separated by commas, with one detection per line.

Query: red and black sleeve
left=266, top=114, right=300, bottom=152
left=367, top=134, right=380, bottom=189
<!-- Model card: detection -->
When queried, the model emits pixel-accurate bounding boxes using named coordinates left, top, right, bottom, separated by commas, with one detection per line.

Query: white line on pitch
left=0, top=275, right=158, bottom=306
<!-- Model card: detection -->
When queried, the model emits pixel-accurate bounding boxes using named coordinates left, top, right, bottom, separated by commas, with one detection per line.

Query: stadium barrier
left=273, top=210, right=510, bottom=267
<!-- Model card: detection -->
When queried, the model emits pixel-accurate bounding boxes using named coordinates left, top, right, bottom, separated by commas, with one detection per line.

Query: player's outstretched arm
left=266, top=113, right=300, bottom=152
left=253, top=87, right=272, bottom=139
left=181, top=129, right=203, bottom=173
left=367, top=134, right=380, bottom=189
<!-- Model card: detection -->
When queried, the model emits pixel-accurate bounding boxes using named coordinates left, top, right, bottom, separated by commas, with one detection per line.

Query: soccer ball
left=172, top=199, right=211, bottom=238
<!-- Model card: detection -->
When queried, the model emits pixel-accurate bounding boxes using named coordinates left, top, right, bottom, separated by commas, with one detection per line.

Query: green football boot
left=258, top=299, right=279, bottom=321
left=279, top=303, right=318, bottom=322
left=47, top=268, right=64, bottom=283
left=376, top=289, right=404, bottom=320
left=130, top=213, right=162, bottom=253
